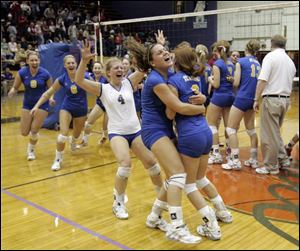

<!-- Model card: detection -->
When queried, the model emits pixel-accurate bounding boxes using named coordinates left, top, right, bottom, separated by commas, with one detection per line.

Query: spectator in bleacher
left=35, top=20, right=44, bottom=45
left=7, top=22, right=18, bottom=40
left=68, top=22, right=78, bottom=42
left=1, top=38, right=14, bottom=60
left=8, top=37, right=18, bottom=57
left=14, top=44, right=27, bottom=65
left=44, top=4, right=55, bottom=19
left=17, top=12, right=28, bottom=38
left=27, top=22, right=38, bottom=45
left=20, top=2, right=31, bottom=17
left=1, top=66, right=14, bottom=96
left=20, top=36, right=28, bottom=50
left=48, top=20, right=56, bottom=41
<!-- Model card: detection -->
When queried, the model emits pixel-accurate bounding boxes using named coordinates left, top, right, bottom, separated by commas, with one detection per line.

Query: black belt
left=262, top=95, right=290, bottom=98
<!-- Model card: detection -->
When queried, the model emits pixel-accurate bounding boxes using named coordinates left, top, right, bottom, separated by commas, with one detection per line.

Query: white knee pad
left=57, top=134, right=68, bottom=143
left=209, top=125, right=218, bottom=135
left=117, top=166, right=131, bottom=179
left=168, top=173, right=187, bottom=189
left=163, top=179, right=169, bottom=191
left=84, top=121, right=93, bottom=130
left=29, top=132, right=39, bottom=141
left=147, top=163, right=161, bottom=177
left=196, top=176, right=211, bottom=190
left=226, top=127, right=236, bottom=136
left=246, top=129, right=256, bottom=137
left=184, top=183, right=198, bottom=195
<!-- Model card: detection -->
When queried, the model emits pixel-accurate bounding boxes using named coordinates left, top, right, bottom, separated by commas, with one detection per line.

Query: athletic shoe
left=278, top=157, right=291, bottom=169
left=244, top=158, right=259, bottom=169
left=166, top=224, right=202, bottom=244
left=222, top=158, right=241, bottom=170
left=215, top=210, right=233, bottom=223
left=208, top=153, right=223, bottom=164
left=51, top=159, right=62, bottom=171
left=27, top=150, right=36, bottom=161
left=112, top=201, right=129, bottom=219
left=146, top=215, right=169, bottom=232
left=255, top=166, right=279, bottom=175
left=69, top=137, right=80, bottom=151
left=196, top=223, right=221, bottom=241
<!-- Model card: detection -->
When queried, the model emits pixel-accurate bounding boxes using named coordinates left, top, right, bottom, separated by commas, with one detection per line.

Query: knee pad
left=84, top=121, right=93, bottom=130
left=196, top=176, right=211, bottom=190
left=184, top=183, right=198, bottom=195
left=29, top=132, right=39, bottom=141
left=209, top=125, right=218, bottom=135
left=117, top=166, right=131, bottom=179
left=246, top=129, right=256, bottom=137
left=163, top=179, right=169, bottom=191
left=226, top=127, right=236, bottom=136
left=57, top=134, right=68, bottom=143
left=147, top=163, right=161, bottom=177
left=168, top=173, right=187, bottom=189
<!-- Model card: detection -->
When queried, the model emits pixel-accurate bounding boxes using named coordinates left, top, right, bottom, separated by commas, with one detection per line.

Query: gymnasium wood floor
left=1, top=91, right=299, bottom=250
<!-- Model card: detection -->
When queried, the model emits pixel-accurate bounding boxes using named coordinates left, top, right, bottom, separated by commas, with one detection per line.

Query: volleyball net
left=93, top=1, right=298, bottom=63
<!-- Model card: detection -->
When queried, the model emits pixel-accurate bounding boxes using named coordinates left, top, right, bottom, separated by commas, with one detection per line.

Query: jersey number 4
left=118, top=94, right=125, bottom=104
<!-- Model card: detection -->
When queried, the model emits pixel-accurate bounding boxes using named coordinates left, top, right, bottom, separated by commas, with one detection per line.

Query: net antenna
left=98, top=1, right=103, bottom=64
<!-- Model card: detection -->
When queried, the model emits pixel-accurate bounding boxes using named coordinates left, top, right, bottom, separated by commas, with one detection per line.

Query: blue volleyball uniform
left=211, top=59, right=235, bottom=107
left=19, top=66, right=51, bottom=111
left=133, top=89, right=142, bottom=113
left=233, top=56, right=261, bottom=112
left=57, top=72, right=89, bottom=117
left=89, top=73, right=108, bottom=111
left=200, top=63, right=212, bottom=107
left=168, top=71, right=212, bottom=158
left=141, top=69, right=175, bottom=149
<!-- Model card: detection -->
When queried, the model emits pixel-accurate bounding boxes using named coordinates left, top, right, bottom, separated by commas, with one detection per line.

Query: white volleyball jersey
left=100, top=78, right=141, bottom=135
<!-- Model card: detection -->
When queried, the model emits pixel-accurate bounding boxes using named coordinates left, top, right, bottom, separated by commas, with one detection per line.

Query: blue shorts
left=23, top=102, right=49, bottom=112
left=109, top=131, right=141, bottom=147
left=233, top=97, right=254, bottom=112
left=142, top=128, right=176, bottom=150
left=177, top=128, right=212, bottom=158
left=61, top=106, right=88, bottom=118
left=211, top=93, right=235, bottom=108
left=96, top=98, right=106, bottom=112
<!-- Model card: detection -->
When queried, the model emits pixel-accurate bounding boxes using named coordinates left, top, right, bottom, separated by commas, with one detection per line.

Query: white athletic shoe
left=255, top=166, right=279, bottom=175
left=166, top=224, right=202, bottom=244
left=222, top=158, right=241, bottom=170
left=208, top=153, right=223, bottom=164
left=146, top=215, right=170, bottom=232
left=51, top=160, right=62, bottom=171
left=79, top=136, right=88, bottom=147
left=244, top=158, right=259, bottom=169
left=69, top=137, right=80, bottom=151
left=196, top=223, right=221, bottom=241
left=215, top=210, right=233, bottom=223
left=113, top=201, right=129, bottom=219
left=27, top=150, right=36, bottom=161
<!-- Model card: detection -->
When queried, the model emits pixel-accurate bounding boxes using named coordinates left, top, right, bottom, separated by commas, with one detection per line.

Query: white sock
left=168, top=206, right=184, bottom=227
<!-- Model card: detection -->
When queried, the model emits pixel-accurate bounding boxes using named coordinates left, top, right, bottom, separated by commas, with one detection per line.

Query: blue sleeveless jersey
left=19, top=66, right=51, bottom=109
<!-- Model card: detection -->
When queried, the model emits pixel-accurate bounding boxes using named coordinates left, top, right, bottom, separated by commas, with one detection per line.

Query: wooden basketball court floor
left=1, top=91, right=299, bottom=250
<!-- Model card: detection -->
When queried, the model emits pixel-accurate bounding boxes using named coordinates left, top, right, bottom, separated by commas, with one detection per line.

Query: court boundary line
left=1, top=188, right=134, bottom=250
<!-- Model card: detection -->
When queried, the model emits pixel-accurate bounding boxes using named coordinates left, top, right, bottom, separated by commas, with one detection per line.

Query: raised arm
left=7, top=72, right=22, bottom=98
left=128, top=71, right=146, bottom=91
left=154, top=84, right=205, bottom=116
left=75, top=41, right=102, bottom=96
